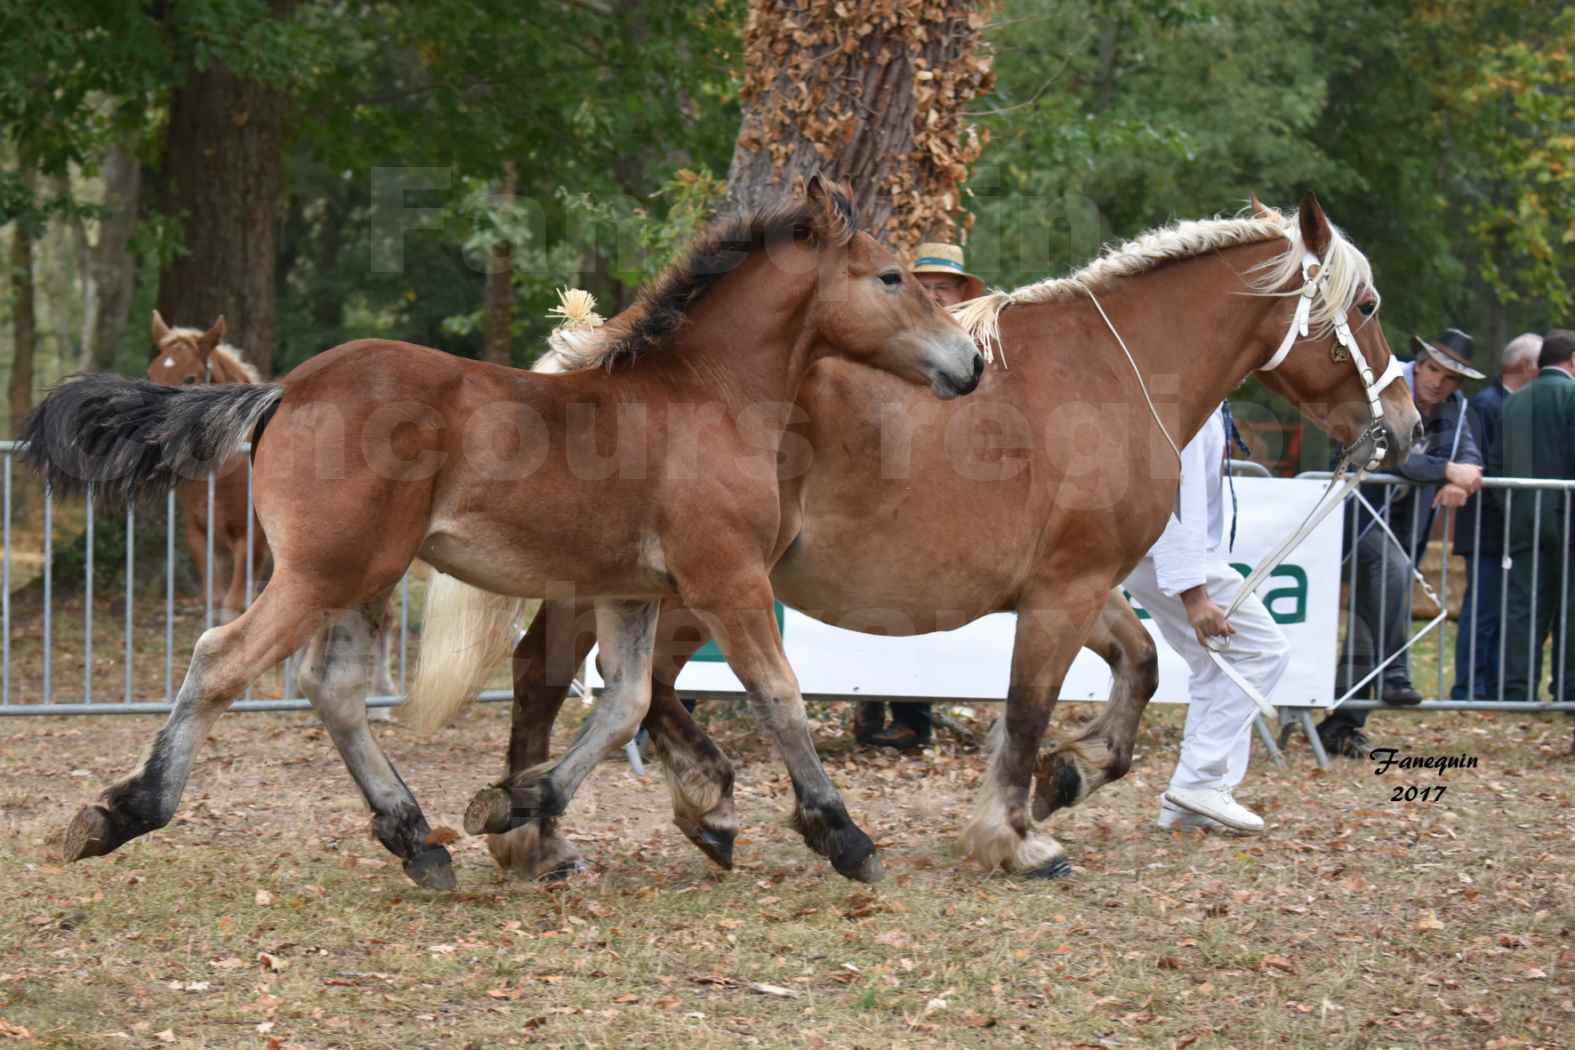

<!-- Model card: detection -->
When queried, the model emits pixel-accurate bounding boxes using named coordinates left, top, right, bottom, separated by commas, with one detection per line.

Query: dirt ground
left=0, top=699, right=1572, bottom=1049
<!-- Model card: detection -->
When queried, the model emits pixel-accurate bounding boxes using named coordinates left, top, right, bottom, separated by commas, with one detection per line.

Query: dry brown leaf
left=424, top=826, right=460, bottom=847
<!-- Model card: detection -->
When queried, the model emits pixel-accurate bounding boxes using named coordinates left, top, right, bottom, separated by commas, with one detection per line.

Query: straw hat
left=1411, top=327, right=1485, bottom=381
left=911, top=242, right=985, bottom=300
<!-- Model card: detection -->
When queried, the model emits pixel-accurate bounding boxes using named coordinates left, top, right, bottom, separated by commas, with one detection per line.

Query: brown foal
left=471, top=194, right=1422, bottom=879
left=23, top=178, right=982, bottom=888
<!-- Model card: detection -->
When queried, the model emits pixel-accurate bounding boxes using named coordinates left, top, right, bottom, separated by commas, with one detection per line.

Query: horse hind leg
left=63, top=576, right=327, bottom=864
left=297, top=595, right=455, bottom=889
left=487, top=599, right=595, bottom=881
left=1033, top=588, right=1159, bottom=820
left=466, top=600, right=659, bottom=839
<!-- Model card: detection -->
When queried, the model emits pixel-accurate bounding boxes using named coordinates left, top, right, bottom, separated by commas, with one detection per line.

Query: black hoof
left=1031, top=756, right=1083, bottom=821
left=830, top=827, right=884, bottom=883
left=677, top=819, right=735, bottom=870
left=403, top=846, right=458, bottom=891
left=64, top=806, right=117, bottom=862
left=1023, top=855, right=1074, bottom=880
left=540, top=859, right=589, bottom=883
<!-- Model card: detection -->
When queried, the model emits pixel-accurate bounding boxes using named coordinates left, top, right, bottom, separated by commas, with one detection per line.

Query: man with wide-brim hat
left=910, top=242, right=986, bottom=307
left=1319, top=327, right=1485, bottom=757
left=850, top=241, right=985, bottom=753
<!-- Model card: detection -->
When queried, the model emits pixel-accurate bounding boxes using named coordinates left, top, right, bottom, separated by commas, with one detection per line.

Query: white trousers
left=1123, top=553, right=1290, bottom=793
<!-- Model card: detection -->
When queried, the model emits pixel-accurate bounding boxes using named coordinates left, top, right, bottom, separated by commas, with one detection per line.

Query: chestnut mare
left=22, top=179, right=981, bottom=889
left=146, top=312, right=268, bottom=624
left=146, top=312, right=399, bottom=698
left=451, top=195, right=1422, bottom=880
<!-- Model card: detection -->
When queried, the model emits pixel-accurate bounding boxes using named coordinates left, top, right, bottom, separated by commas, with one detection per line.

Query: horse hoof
left=540, top=859, right=589, bottom=883
left=1023, top=855, right=1074, bottom=880
left=464, top=787, right=514, bottom=836
left=679, top=821, right=735, bottom=870
left=1031, top=756, right=1082, bottom=822
left=403, top=846, right=458, bottom=891
left=840, top=852, right=886, bottom=884
left=63, top=806, right=115, bottom=862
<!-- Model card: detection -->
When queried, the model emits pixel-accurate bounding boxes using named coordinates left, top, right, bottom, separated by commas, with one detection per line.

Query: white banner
left=588, top=477, right=1342, bottom=708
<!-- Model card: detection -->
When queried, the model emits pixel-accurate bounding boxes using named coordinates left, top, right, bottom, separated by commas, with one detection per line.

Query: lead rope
left=1077, top=281, right=1184, bottom=478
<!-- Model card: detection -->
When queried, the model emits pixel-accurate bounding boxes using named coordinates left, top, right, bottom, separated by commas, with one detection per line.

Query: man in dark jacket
left=1452, top=333, right=1542, bottom=698
left=1494, top=329, right=1575, bottom=703
left=1319, top=329, right=1484, bottom=758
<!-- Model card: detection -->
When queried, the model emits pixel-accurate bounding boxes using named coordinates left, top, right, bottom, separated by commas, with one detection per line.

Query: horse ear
left=806, top=174, right=855, bottom=246
left=198, top=316, right=226, bottom=363
left=1298, top=191, right=1332, bottom=257
left=152, top=310, right=171, bottom=347
left=1249, top=193, right=1273, bottom=219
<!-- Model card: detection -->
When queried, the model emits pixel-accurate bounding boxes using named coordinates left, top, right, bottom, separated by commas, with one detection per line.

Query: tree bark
left=82, top=142, right=144, bottom=373
left=722, top=1, right=995, bottom=251
left=7, top=185, right=36, bottom=439
left=156, top=9, right=292, bottom=377
left=483, top=162, right=518, bottom=367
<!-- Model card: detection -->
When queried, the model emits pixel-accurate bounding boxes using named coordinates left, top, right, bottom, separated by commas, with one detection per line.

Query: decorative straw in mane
left=953, top=204, right=1378, bottom=363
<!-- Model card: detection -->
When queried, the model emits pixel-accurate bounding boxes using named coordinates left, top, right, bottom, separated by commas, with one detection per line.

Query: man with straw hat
left=852, top=240, right=984, bottom=751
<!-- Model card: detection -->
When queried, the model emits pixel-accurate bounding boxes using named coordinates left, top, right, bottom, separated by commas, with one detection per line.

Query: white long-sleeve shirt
left=1147, top=404, right=1227, bottom=597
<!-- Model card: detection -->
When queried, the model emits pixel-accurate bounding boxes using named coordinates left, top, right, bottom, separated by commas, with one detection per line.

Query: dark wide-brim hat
left=1412, top=327, right=1485, bottom=381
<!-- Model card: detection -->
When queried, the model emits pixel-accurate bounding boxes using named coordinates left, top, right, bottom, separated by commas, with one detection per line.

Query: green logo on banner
left=1124, top=564, right=1308, bottom=626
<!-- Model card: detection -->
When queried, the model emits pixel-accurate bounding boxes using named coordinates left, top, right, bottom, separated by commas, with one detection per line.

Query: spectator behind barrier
left=1319, top=329, right=1484, bottom=758
left=1453, top=333, right=1542, bottom=699
left=1494, top=329, right=1575, bottom=704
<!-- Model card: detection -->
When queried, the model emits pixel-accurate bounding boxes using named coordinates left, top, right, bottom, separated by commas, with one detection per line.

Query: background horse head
left=148, top=312, right=260, bottom=387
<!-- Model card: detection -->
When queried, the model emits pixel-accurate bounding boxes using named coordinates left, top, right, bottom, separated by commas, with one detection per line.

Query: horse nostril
left=1411, top=420, right=1425, bottom=446
left=971, top=354, right=985, bottom=380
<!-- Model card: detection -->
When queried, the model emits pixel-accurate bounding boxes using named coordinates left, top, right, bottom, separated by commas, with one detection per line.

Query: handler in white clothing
left=1122, top=403, right=1290, bottom=832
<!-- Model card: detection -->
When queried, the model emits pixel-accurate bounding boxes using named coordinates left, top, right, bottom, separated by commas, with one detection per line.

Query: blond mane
left=952, top=203, right=1377, bottom=362
left=160, top=326, right=263, bottom=383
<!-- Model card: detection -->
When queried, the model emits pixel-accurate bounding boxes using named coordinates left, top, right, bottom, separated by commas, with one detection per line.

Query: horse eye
left=1358, top=301, right=1377, bottom=317
left=879, top=271, right=902, bottom=287
left=182, top=376, right=198, bottom=385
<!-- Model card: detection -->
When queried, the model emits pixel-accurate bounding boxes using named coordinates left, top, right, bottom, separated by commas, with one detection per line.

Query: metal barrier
left=0, top=439, right=459, bottom=715
left=1294, top=470, right=1575, bottom=712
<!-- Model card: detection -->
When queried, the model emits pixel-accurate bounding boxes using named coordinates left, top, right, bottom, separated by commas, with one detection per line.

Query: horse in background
left=147, top=311, right=268, bottom=625
left=146, top=312, right=398, bottom=699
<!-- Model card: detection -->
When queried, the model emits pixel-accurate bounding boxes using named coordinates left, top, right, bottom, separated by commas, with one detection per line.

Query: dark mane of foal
left=600, top=192, right=856, bottom=371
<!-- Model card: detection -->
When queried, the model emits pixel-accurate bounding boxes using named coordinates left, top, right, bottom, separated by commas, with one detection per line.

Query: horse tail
left=405, top=571, right=525, bottom=734
left=950, top=292, right=1012, bottom=365
left=20, top=373, right=283, bottom=505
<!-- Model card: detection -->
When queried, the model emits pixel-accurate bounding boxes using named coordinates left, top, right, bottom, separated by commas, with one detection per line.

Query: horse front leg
left=485, top=598, right=596, bottom=880
left=684, top=573, right=880, bottom=883
left=642, top=603, right=737, bottom=870
left=1033, top=587, right=1160, bottom=819
left=962, top=574, right=1109, bottom=878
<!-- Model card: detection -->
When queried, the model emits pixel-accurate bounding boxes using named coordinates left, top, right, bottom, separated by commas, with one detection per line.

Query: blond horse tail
left=405, top=572, right=525, bottom=734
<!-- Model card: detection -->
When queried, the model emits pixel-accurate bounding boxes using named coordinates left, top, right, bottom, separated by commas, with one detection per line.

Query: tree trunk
left=483, top=162, right=518, bottom=367
left=7, top=193, right=36, bottom=439
left=156, top=10, right=291, bottom=377
left=82, top=142, right=143, bottom=373
left=722, top=1, right=995, bottom=252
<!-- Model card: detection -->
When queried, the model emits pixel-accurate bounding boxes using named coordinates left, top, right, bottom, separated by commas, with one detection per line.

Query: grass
left=1, top=699, right=1572, bottom=1048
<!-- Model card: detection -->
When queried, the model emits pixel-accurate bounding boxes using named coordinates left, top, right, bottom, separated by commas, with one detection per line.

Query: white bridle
left=1207, top=249, right=1409, bottom=723
left=1258, top=250, right=1406, bottom=470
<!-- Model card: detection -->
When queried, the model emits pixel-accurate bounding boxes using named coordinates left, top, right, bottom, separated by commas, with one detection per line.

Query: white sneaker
left=1162, top=786, right=1264, bottom=834
left=1156, top=795, right=1223, bottom=831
